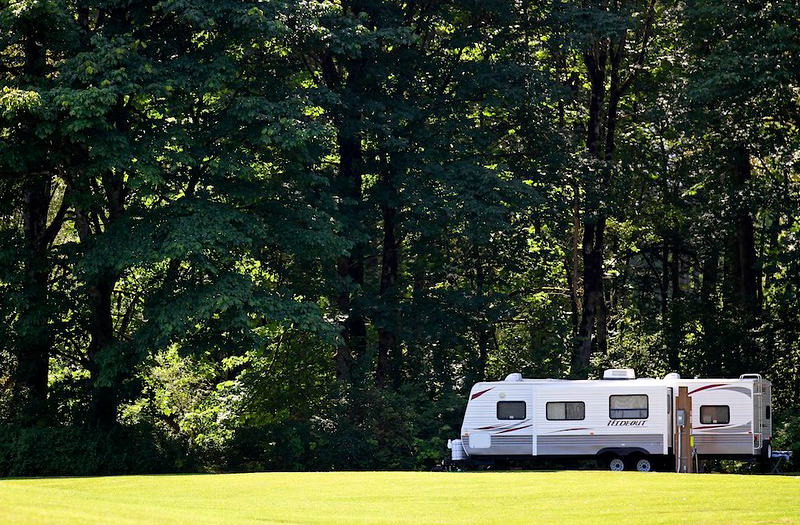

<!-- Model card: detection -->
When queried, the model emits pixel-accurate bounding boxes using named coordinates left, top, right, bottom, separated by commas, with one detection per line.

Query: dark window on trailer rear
left=609, top=395, right=648, bottom=419
left=700, top=405, right=730, bottom=424
left=546, top=402, right=585, bottom=420
left=766, top=406, right=771, bottom=420
left=497, top=401, right=526, bottom=420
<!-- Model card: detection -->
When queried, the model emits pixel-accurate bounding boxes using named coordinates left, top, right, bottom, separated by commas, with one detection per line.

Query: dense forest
left=1, top=0, right=799, bottom=475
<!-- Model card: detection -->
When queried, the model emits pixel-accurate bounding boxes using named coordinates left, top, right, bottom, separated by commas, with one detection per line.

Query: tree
left=0, top=0, right=75, bottom=424
left=545, top=0, right=660, bottom=377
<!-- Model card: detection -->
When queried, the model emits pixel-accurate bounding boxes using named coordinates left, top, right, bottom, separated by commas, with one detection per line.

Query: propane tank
left=450, top=439, right=466, bottom=461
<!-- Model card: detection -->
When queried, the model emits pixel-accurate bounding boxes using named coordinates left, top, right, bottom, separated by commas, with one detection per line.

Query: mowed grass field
left=1, top=471, right=798, bottom=524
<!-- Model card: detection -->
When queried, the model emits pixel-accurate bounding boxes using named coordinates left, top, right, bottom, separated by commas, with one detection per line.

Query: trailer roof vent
left=504, top=372, right=523, bottom=382
left=664, top=373, right=681, bottom=380
left=602, top=368, right=636, bottom=380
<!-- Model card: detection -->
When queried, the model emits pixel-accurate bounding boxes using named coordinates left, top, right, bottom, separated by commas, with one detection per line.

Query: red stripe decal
left=477, top=425, right=497, bottom=430
left=471, top=387, right=494, bottom=400
left=496, top=424, right=532, bottom=434
left=689, top=383, right=724, bottom=395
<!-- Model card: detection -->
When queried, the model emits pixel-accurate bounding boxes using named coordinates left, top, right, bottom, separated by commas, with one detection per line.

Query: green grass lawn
left=1, top=471, right=798, bottom=524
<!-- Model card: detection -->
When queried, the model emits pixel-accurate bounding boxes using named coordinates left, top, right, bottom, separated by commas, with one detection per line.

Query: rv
left=448, top=369, right=772, bottom=471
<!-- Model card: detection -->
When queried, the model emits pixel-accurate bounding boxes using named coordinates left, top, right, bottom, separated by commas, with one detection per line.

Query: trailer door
left=667, top=387, right=673, bottom=455
left=531, top=386, right=537, bottom=456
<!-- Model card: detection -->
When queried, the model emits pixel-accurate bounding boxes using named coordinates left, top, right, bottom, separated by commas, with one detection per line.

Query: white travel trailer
left=448, top=369, right=772, bottom=471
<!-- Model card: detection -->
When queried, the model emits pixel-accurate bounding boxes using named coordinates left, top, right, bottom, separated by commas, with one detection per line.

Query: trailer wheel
left=608, top=458, right=625, bottom=471
left=634, top=457, right=652, bottom=472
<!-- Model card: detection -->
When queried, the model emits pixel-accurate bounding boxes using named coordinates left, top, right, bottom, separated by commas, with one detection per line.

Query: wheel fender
left=596, top=447, right=649, bottom=457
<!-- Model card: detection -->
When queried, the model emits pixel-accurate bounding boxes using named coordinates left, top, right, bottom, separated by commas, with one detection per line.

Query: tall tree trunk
left=659, top=243, right=670, bottom=367
left=701, top=249, right=719, bottom=305
left=334, top=127, right=366, bottom=381
left=731, top=145, right=759, bottom=314
left=584, top=43, right=607, bottom=160
left=475, top=255, right=489, bottom=382
left=82, top=171, right=124, bottom=427
left=729, top=145, right=760, bottom=372
left=572, top=39, right=609, bottom=378
left=376, top=179, right=400, bottom=389
left=660, top=244, right=670, bottom=316
left=13, top=178, right=53, bottom=423
left=407, top=261, right=427, bottom=382
left=667, top=244, right=682, bottom=372
left=86, top=271, right=120, bottom=427
left=477, top=329, right=489, bottom=382
left=11, top=28, right=57, bottom=424
left=762, top=215, right=779, bottom=311
left=71, top=93, right=129, bottom=427
left=322, top=50, right=368, bottom=383
left=70, top=187, right=122, bottom=428
left=566, top=181, right=581, bottom=340
left=572, top=33, right=631, bottom=378
left=700, top=247, right=720, bottom=375
left=573, top=218, right=606, bottom=377
left=564, top=257, right=579, bottom=341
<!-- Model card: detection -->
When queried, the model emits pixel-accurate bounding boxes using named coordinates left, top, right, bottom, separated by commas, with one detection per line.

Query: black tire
left=635, top=456, right=653, bottom=472
left=625, top=454, right=653, bottom=472
left=608, top=456, right=626, bottom=471
left=761, top=440, right=772, bottom=462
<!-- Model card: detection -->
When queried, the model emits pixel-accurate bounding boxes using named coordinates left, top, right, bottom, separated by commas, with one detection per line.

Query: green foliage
left=221, top=384, right=464, bottom=472
left=0, top=424, right=192, bottom=477
left=773, top=410, right=800, bottom=471
left=0, top=0, right=799, bottom=476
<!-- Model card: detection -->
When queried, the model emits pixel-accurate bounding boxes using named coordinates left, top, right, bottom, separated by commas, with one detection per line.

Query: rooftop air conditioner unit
left=602, top=368, right=636, bottom=380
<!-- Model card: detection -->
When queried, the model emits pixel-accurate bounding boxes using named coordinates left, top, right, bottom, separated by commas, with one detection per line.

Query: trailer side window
left=700, top=405, right=730, bottom=424
left=497, top=401, right=526, bottom=420
left=546, top=402, right=585, bottom=421
left=609, top=395, right=648, bottom=419
left=766, top=406, right=771, bottom=420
